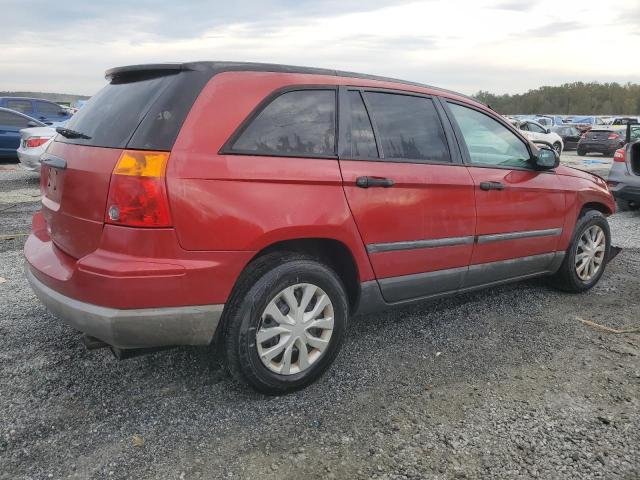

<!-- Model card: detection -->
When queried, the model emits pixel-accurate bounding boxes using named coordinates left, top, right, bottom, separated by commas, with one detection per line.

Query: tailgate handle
left=40, top=154, right=66, bottom=170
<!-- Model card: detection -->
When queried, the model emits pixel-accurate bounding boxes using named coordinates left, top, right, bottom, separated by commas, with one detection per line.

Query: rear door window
left=6, top=99, right=33, bottom=114
left=0, top=110, right=31, bottom=128
left=363, top=92, right=450, bottom=162
left=230, top=89, right=336, bottom=157
left=347, top=91, right=378, bottom=158
left=36, top=101, right=63, bottom=115
left=448, top=103, right=531, bottom=169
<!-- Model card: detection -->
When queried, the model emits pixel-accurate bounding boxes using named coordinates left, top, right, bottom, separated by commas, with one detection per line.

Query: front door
left=339, top=88, right=476, bottom=302
left=443, top=101, right=566, bottom=286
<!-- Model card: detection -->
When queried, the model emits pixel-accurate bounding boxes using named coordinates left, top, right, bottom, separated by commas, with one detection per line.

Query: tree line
left=474, top=82, right=640, bottom=115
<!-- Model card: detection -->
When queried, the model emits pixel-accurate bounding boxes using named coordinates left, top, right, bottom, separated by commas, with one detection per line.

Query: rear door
left=442, top=100, right=566, bottom=285
left=339, top=88, right=476, bottom=302
left=0, top=109, right=31, bottom=156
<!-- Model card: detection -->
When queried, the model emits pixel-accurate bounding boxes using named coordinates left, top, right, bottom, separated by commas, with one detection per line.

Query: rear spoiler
left=104, top=63, right=194, bottom=81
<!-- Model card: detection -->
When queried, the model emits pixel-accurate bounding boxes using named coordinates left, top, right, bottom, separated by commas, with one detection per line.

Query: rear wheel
left=548, top=210, right=610, bottom=293
left=577, top=147, right=587, bottom=156
left=222, top=252, right=348, bottom=394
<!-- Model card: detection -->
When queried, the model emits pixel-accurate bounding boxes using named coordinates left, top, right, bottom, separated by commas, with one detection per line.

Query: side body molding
left=355, top=251, right=565, bottom=314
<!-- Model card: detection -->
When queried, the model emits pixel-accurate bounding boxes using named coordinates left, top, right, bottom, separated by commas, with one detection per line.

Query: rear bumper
left=26, top=267, right=223, bottom=348
left=578, top=141, right=619, bottom=153
left=611, top=185, right=640, bottom=202
left=17, top=147, right=42, bottom=171
left=24, top=211, right=255, bottom=347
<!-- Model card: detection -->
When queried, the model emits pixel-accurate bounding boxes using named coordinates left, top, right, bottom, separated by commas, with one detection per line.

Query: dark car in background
left=608, top=123, right=640, bottom=211
left=552, top=125, right=582, bottom=150
left=577, top=127, right=625, bottom=156
left=0, top=107, right=46, bottom=159
left=0, top=97, right=72, bottom=124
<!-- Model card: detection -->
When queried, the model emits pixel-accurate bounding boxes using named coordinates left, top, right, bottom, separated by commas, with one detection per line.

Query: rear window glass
left=6, top=100, right=32, bottom=114
left=364, top=92, right=450, bottom=162
left=57, top=75, right=176, bottom=149
left=230, top=89, right=336, bottom=157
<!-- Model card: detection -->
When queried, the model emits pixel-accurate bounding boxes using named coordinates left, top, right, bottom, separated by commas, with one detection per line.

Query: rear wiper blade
left=55, top=127, right=91, bottom=140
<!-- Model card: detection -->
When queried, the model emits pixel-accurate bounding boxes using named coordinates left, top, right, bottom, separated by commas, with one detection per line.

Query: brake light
left=105, top=150, right=171, bottom=227
left=580, top=133, right=587, bottom=139
left=25, top=137, right=49, bottom=148
left=608, top=133, right=620, bottom=140
left=613, top=149, right=625, bottom=162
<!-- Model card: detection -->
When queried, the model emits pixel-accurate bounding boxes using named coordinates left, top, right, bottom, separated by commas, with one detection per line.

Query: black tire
left=222, top=252, right=348, bottom=394
left=548, top=210, right=611, bottom=293
left=616, top=198, right=639, bottom=212
left=577, top=148, right=587, bottom=156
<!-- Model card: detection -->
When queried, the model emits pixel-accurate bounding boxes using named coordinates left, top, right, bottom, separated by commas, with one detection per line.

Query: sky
left=1, top=0, right=639, bottom=97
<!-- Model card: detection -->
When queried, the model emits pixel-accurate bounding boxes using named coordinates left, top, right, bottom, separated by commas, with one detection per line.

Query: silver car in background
left=17, top=126, right=57, bottom=172
left=608, top=123, right=640, bottom=211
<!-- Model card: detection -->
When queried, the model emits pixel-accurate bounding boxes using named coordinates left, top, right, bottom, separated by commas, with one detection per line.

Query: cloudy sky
left=1, top=0, right=639, bottom=96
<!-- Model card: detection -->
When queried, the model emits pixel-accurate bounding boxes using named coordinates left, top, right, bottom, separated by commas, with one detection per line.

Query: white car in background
left=512, top=119, right=564, bottom=154
left=17, top=126, right=57, bottom=172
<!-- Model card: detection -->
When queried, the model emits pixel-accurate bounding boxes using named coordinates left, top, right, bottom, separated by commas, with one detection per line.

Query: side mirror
left=27, top=121, right=39, bottom=127
left=545, top=128, right=551, bottom=134
left=533, top=146, right=559, bottom=170
left=58, top=110, right=67, bottom=116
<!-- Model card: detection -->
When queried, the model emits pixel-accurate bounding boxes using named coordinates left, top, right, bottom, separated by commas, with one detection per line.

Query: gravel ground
left=1, top=159, right=639, bottom=480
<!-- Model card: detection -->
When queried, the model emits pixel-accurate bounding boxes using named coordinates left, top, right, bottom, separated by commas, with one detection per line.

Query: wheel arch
left=248, top=237, right=362, bottom=312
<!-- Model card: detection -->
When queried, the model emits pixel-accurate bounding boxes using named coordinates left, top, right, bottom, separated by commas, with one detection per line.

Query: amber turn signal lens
left=113, top=150, right=169, bottom=177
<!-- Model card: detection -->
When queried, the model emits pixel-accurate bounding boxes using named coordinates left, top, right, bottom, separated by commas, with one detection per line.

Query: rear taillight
left=608, top=133, right=620, bottom=140
left=25, top=137, right=49, bottom=148
left=613, top=148, right=625, bottom=162
left=580, top=133, right=587, bottom=139
left=105, top=150, right=171, bottom=227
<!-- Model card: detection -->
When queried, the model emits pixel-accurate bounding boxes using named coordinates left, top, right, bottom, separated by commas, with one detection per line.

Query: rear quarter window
left=6, top=99, right=33, bottom=114
left=229, top=89, right=337, bottom=157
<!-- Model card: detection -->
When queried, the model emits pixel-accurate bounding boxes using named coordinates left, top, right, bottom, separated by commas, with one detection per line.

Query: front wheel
left=548, top=210, right=611, bottom=293
left=577, top=147, right=587, bottom=156
left=222, top=253, right=348, bottom=394
left=553, top=142, right=562, bottom=155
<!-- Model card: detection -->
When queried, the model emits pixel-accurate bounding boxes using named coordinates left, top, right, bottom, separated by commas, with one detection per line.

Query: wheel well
left=581, top=202, right=612, bottom=216
left=251, top=238, right=361, bottom=311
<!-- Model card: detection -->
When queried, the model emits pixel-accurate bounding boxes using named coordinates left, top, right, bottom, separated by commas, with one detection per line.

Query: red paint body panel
left=340, top=161, right=476, bottom=278
left=41, top=142, right=121, bottom=259
left=25, top=212, right=252, bottom=308
left=466, top=167, right=567, bottom=264
left=24, top=68, right=617, bottom=314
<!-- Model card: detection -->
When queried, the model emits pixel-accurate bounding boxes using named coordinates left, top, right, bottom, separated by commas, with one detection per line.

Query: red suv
left=25, top=62, right=615, bottom=393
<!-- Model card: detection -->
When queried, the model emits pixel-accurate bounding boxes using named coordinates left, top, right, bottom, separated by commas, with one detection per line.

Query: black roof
left=104, top=61, right=479, bottom=104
